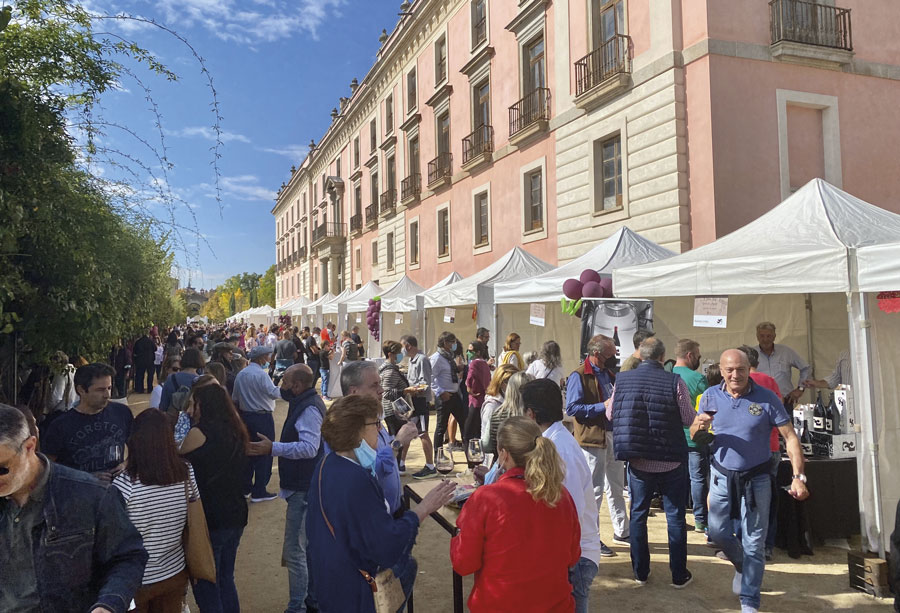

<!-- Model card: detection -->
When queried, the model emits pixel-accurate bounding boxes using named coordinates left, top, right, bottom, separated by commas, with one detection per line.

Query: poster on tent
left=579, top=299, right=654, bottom=365
left=693, top=296, right=728, bottom=328
left=530, top=303, right=546, bottom=327
left=443, top=308, right=456, bottom=324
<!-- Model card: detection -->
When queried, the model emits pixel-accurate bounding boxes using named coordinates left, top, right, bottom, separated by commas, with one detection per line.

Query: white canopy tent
left=380, top=272, right=463, bottom=348
left=493, top=228, right=674, bottom=368
left=300, top=292, right=336, bottom=329
left=613, top=178, right=900, bottom=556
left=278, top=297, right=311, bottom=317
left=336, top=281, right=384, bottom=358
left=422, top=247, right=553, bottom=356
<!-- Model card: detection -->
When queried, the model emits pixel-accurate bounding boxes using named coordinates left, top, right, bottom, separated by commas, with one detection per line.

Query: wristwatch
left=792, top=473, right=807, bottom=483
left=391, top=438, right=404, bottom=451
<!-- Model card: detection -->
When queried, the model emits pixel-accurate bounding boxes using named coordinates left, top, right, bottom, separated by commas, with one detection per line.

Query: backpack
left=344, top=340, right=359, bottom=361
left=168, top=374, right=193, bottom=419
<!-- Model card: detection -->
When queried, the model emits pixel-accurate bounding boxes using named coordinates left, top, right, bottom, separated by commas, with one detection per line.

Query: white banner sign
left=356, top=313, right=362, bottom=323
left=529, top=303, right=546, bottom=327
left=693, top=296, right=728, bottom=328
left=395, top=313, right=403, bottom=325
left=443, top=308, right=456, bottom=324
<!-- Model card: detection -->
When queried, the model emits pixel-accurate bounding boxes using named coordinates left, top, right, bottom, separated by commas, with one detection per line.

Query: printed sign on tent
left=395, top=313, right=403, bottom=324
left=356, top=313, right=362, bottom=323
left=443, top=308, right=456, bottom=324
left=693, top=296, right=728, bottom=328
left=529, top=303, right=546, bottom=327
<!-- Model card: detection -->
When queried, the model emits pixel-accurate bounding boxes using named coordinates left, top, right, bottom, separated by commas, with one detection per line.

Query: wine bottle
left=800, top=419, right=813, bottom=456
left=813, top=392, right=826, bottom=433
left=828, top=393, right=841, bottom=435
left=824, top=393, right=834, bottom=434
left=613, top=326, right=621, bottom=361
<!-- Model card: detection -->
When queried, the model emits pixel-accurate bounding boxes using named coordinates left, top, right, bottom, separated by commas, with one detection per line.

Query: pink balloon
left=563, top=279, right=584, bottom=301
left=598, top=277, right=613, bottom=298
left=582, top=281, right=603, bottom=298
left=579, top=269, right=602, bottom=285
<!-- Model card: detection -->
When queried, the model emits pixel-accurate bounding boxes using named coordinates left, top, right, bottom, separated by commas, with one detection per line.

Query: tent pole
left=805, top=293, right=815, bottom=380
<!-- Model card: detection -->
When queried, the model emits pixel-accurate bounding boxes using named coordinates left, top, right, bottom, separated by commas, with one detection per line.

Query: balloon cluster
left=561, top=269, right=613, bottom=317
left=366, top=297, right=382, bottom=341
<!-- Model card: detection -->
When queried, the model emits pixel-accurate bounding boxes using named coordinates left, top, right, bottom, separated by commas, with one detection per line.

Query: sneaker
left=243, top=493, right=251, bottom=499
left=412, top=466, right=439, bottom=480
left=612, top=534, right=630, bottom=546
left=733, top=571, right=743, bottom=595
left=672, top=570, right=693, bottom=589
left=764, top=546, right=773, bottom=561
left=694, top=521, right=707, bottom=533
left=398, top=462, right=407, bottom=476
left=250, top=492, right=278, bottom=503
left=599, top=542, right=617, bottom=557
left=740, top=606, right=758, bottom=613
left=634, top=570, right=651, bottom=585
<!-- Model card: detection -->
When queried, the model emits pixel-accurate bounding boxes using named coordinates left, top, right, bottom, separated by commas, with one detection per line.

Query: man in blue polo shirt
left=693, top=349, right=809, bottom=613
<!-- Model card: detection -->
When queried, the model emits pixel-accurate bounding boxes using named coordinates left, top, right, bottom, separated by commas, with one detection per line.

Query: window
left=386, top=232, right=395, bottom=270
left=302, top=193, right=307, bottom=214
left=471, top=0, right=487, bottom=47
left=437, top=112, right=451, bottom=155
left=385, top=94, right=394, bottom=135
left=407, top=69, right=417, bottom=112
left=408, top=135, right=420, bottom=176
left=370, top=171, right=379, bottom=204
left=594, top=134, right=623, bottom=212
left=437, top=207, right=450, bottom=257
left=336, top=156, right=341, bottom=178
left=591, top=0, right=625, bottom=50
left=372, top=240, right=379, bottom=265
left=435, top=36, right=447, bottom=84
left=473, top=79, right=490, bottom=128
left=354, top=185, right=362, bottom=216
left=387, top=156, right=396, bottom=192
left=524, top=36, right=546, bottom=93
left=370, top=119, right=377, bottom=152
left=525, top=168, right=543, bottom=230
left=353, top=137, right=360, bottom=168
left=409, top=221, right=419, bottom=264
left=313, top=184, right=318, bottom=206
left=355, top=247, right=361, bottom=270
left=474, top=191, right=489, bottom=246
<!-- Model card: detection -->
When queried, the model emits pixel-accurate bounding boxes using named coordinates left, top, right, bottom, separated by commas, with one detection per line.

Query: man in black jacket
left=0, top=404, right=147, bottom=613
left=132, top=329, right=156, bottom=393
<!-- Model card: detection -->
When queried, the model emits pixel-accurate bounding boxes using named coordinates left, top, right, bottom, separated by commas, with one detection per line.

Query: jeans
left=192, top=526, right=244, bottom=613
left=568, top=557, right=599, bottom=613
left=319, top=368, right=330, bottom=398
left=688, top=447, right=710, bottom=527
left=766, top=451, right=781, bottom=550
left=240, top=412, right=275, bottom=497
left=708, top=466, right=772, bottom=610
left=581, top=433, right=629, bottom=538
left=307, top=359, right=320, bottom=390
left=628, top=463, right=689, bottom=583
left=283, top=491, right=310, bottom=613
left=433, top=392, right=466, bottom=448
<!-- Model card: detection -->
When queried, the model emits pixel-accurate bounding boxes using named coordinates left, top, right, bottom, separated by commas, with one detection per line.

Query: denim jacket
left=34, top=459, right=148, bottom=613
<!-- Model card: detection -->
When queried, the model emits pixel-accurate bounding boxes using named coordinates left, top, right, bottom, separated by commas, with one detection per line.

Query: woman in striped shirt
left=113, top=409, right=199, bottom=613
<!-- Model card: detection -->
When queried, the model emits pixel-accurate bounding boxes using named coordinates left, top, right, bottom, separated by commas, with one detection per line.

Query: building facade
left=274, top=0, right=900, bottom=306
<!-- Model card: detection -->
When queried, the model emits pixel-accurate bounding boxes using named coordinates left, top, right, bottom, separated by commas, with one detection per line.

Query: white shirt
left=826, top=350, right=851, bottom=388
left=755, top=343, right=811, bottom=397
left=543, top=421, right=602, bottom=565
left=526, top=359, right=565, bottom=386
left=148, top=384, right=163, bottom=409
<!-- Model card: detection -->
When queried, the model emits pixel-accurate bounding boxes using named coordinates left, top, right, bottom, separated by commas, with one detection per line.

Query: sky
left=85, top=0, right=406, bottom=289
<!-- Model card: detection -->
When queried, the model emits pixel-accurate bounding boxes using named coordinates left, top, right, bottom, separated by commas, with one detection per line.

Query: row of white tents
left=231, top=179, right=898, bottom=555
left=226, top=305, right=277, bottom=326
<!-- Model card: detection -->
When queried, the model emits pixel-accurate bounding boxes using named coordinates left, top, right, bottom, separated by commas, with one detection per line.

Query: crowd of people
left=1, top=318, right=892, bottom=613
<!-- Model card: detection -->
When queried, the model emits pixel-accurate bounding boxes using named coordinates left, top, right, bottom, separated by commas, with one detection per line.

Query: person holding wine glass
left=379, top=340, right=422, bottom=475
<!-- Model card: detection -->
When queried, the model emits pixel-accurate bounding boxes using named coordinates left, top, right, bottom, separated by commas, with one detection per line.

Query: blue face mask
left=400, top=348, right=407, bottom=359
left=354, top=438, right=378, bottom=475
left=451, top=342, right=458, bottom=352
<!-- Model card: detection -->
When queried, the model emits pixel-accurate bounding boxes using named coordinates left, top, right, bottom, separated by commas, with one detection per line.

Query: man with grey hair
left=607, top=337, right=698, bottom=588
left=0, top=404, right=147, bottom=613
left=340, top=361, right=418, bottom=514
left=754, top=322, right=810, bottom=404
left=565, top=334, right=628, bottom=557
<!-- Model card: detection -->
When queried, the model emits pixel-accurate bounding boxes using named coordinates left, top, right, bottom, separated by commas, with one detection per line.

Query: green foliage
left=258, top=264, right=276, bottom=308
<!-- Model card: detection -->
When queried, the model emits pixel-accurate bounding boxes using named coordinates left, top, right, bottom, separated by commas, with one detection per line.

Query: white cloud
left=197, top=175, right=277, bottom=202
left=259, top=143, right=310, bottom=160
left=171, top=126, right=251, bottom=143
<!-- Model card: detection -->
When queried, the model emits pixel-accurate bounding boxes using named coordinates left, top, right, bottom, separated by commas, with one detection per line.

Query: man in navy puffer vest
left=608, top=337, right=697, bottom=589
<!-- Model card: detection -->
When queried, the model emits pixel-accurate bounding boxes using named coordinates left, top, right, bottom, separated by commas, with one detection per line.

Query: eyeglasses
left=171, top=367, right=181, bottom=372
left=364, top=421, right=383, bottom=429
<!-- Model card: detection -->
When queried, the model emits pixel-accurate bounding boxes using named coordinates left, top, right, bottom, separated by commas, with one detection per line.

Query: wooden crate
left=847, top=551, right=892, bottom=598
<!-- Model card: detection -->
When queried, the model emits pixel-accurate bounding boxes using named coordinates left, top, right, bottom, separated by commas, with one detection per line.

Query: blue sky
left=87, top=0, right=405, bottom=289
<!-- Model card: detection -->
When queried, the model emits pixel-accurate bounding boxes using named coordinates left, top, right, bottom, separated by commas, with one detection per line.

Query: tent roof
left=279, top=297, right=312, bottom=314
left=339, top=281, right=384, bottom=313
left=858, top=242, right=900, bottom=292
left=614, top=179, right=900, bottom=297
left=494, top=227, right=674, bottom=304
left=306, top=292, right=336, bottom=309
left=422, top=247, right=553, bottom=307
left=322, top=288, right=354, bottom=313
left=383, top=271, right=464, bottom=312
left=379, top=275, right=427, bottom=312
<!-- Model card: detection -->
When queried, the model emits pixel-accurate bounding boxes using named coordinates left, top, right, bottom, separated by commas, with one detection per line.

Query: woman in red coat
left=450, top=416, right=581, bottom=612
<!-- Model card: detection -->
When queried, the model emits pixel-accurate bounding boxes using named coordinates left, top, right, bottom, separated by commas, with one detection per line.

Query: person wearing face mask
left=306, top=395, right=456, bottom=613
left=464, top=341, right=491, bottom=448
left=672, top=339, right=710, bottom=534
left=565, top=334, right=626, bottom=557
left=429, top=332, right=468, bottom=453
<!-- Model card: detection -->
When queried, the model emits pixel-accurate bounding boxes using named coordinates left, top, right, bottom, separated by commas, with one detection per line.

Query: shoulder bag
left=317, top=459, right=406, bottom=613
left=183, top=479, right=217, bottom=584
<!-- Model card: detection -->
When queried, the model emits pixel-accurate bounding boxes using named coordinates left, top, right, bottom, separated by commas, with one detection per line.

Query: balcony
left=508, top=87, right=551, bottom=146
left=575, top=34, right=632, bottom=109
left=769, top=0, right=853, bottom=68
left=298, top=245, right=307, bottom=261
left=379, top=188, right=397, bottom=217
left=311, top=222, right=346, bottom=249
left=365, top=203, right=379, bottom=228
left=427, top=152, right=453, bottom=189
left=401, top=173, right=421, bottom=206
left=462, top=125, right=494, bottom=170
left=350, top=213, right=363, bottom=235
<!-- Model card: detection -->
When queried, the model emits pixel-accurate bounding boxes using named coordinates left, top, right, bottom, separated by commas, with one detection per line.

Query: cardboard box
left=829, top=433, right=858, bottom=459
left=834, top=386, right=855, bottom=432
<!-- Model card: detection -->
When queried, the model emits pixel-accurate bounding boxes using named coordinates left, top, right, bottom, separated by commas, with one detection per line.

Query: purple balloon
left=368, top=298, right=376, bottom=307
left=579, top=269, right=602, bottom=285
left=582, top=281, right=603, bottom=298
left=598, top=277, right=613, bottom=298
left=563, top=279, right=584, bottom=301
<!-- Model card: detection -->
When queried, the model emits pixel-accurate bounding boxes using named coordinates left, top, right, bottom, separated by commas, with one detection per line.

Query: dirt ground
left=127, top=391, right=893, bottom=612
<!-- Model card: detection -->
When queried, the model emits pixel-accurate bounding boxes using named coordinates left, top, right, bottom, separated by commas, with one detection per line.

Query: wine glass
left=435, top=447, right=454, bottom=475
left=467, top=439, right=484, bottom=466
left=392, top=398, right=413, bottom=420
left=106, top=443, right=124, bottom=474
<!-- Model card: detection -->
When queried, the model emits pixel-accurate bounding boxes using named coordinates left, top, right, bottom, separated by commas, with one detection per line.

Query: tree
left=258, top=264, right=276, bottom=307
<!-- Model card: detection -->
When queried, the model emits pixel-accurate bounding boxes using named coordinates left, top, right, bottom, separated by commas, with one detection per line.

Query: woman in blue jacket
left=307, top=395, right=454, bottom=612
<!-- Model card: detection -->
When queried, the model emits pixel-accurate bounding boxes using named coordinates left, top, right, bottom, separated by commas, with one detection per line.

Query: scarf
left=438, top=347, right=459, bottom=384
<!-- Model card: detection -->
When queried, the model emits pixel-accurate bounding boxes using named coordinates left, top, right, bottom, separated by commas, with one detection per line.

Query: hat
left=213, top=342, right=236, bottom=354
left=248, top=345, right=274, bottom=360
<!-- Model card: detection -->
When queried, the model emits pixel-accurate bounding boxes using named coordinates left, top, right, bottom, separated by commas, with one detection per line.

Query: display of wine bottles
left=813, top=393, right=826, bottom=432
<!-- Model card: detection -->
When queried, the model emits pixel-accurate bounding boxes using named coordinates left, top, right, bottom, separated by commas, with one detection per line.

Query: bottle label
left=801, top=443, right=813, bottom=455
left=813, top=417, right=824, bottom=430
left=825, top=418, right=833, bottom=433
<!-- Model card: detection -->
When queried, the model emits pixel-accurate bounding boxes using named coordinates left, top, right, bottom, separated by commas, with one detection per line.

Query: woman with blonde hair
left=451, top=416, right=581, bottom=612
left=498, top=332, right=524, bottom=369
left=479, top=364, right=518, bottom=448
left=483, top=370, right=533, bottom=456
